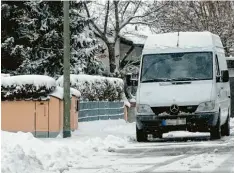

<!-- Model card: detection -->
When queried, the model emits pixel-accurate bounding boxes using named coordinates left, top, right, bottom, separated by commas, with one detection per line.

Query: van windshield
left=141, top=52, right=213, bottom=83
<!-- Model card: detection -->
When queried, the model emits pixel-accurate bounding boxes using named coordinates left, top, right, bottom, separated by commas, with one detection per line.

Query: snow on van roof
left=143, top=31, right=223, bottom=54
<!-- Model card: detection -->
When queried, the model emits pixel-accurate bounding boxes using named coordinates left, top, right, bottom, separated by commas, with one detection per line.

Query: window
left=140, top=52, right=213, bottom=82
left=215, top=55, right=220, bottom=76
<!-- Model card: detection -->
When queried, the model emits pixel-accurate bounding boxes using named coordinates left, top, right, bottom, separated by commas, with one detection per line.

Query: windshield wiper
left=141, top=78, right=172, bottom=83
left=171, top=77, right=200, bottom=81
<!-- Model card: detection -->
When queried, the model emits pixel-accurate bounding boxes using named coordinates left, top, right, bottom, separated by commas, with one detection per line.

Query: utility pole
left=63, top=0, right=71, bottom=138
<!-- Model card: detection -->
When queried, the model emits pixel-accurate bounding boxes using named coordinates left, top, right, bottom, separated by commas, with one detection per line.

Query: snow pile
left=74, top=119, right=135, bottom=140
left=231, top=117, right=234, bottom=127
left=1, top=75, right=56, bottom=100
left=1, top=120, right=135, bottom=173
left=230, top=117, right=234, bottom=134
left=57, top=74, right=125, bottom=101
left=1, top=132, right=128, bottom=173
left=1, top=73, right=10, bottom=77
left=124, top=100, right=131, bottom=108
left=49, top=86, right=81, bottom=99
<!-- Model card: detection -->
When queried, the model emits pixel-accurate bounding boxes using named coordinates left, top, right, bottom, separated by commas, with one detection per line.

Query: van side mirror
left=221, top=70, right=229, bottom=82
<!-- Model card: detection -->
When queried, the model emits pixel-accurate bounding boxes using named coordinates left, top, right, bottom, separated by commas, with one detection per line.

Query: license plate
left=162, top=119, right=186, bottom=126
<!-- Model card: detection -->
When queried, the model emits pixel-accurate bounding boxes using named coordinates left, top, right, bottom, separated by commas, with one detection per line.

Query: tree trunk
left=108, top=43, right=116, bottom=73
left=223, top=37, right=230, bottom=57
left=115, top=38, right=120, bottom=70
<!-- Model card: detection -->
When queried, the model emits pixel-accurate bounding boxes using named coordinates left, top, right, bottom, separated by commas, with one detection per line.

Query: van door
left=215, top=55, right=228, bottom=124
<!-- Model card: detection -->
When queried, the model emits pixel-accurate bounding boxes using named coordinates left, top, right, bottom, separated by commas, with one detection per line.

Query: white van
left=130, top=32, right=231, bottom=142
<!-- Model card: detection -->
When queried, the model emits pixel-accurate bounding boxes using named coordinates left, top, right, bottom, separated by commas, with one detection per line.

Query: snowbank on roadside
left=1, top=73, right=10, bottom=77
left=1, top=120, right=135, bottom=173
left=73, top=119, right=135, bottom=140
left=230, top=117, right=234, bottom=134
left=231, top=117, right=234, bottom=127
left=1, top=131, right=129, bottom=173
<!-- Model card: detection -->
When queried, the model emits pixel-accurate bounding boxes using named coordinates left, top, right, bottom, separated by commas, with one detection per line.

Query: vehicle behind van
left=132, top=32, right=231, bottom=142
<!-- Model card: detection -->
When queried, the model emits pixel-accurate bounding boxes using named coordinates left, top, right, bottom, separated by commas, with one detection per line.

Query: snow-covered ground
left=1, top=120, right=135, bottom=173
left=2, top=118, right=234, bottom=173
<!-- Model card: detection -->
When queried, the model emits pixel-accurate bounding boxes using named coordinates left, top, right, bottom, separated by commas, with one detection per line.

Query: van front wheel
left=210, top=115, right=221, bottom=140
left=136, top=126, right=148, bottom=142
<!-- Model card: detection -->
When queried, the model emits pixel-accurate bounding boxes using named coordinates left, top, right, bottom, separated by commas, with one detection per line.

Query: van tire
left=210, top=114, right=221, bottom=140
left=136, top=126, right=148, bottom=142
left=221, top=116, right=230, bottom=136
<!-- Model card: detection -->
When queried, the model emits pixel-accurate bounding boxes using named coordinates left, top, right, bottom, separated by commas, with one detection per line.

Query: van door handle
left=221, top=87, right=224, bottom=89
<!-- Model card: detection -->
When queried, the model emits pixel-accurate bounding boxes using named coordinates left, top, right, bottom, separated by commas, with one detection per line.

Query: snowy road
left=66, top=135, right=234, bottom=173
left=66, top=120, right=234, bottom=173
left=2, top=119, right=234, bottom=173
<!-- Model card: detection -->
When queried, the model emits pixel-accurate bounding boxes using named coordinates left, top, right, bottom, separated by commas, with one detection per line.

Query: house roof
left=120, top=25, right=153, bottom=46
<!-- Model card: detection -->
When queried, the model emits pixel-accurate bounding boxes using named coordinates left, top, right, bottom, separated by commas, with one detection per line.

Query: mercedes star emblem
left=170, top=104, right=179, bottom=114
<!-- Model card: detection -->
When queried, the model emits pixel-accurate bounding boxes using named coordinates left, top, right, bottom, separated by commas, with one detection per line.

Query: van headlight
left=196, top=101, right=215, bottom=112
left=136, top=104, right=154, bottom=114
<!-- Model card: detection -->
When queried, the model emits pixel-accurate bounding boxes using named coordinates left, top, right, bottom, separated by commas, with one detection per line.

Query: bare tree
left=153, top=1, right=234, bottom=56
left=83, top=0, right=168, bottom=74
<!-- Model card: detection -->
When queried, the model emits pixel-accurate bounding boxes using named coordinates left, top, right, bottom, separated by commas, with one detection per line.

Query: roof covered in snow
left=120, top=25, right=152, bottom=46
left=143, top=31, right=224, bottom=54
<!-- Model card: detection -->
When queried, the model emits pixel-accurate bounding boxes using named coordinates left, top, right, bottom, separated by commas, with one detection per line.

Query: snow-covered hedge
left=49, top=86, right=81, bottom=100
left=57, top=74, right=125, bottom=101
left=1, top=75, right=56, bottom=100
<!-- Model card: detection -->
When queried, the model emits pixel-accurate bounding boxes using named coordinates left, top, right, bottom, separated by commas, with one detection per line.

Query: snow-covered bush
left=57, top=74, right=125, bottom=101
left=1, top=75, right=56, bottom=101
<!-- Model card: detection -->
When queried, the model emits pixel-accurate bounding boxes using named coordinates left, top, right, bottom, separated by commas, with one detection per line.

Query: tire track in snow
left=212, top=150, right=234, bottom=173
left=134, top=143, right=234, bottom=173
left=136, top=154, right=189, bottom=173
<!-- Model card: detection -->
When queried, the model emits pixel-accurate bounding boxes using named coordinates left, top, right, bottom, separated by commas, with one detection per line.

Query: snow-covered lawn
left=2, top=118, right=234, bottom=173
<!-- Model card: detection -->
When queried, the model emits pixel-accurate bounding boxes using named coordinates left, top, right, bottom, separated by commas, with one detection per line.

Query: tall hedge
left=56, top=74, right=125, bottom=101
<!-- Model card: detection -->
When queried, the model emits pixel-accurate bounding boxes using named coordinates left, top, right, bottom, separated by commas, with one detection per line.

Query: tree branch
left=120, top=1, right=167, bottom=30
left=120, top=45, right=135, bottom=69
left=122, top=1, right=130, bottom=18
left=83, top=2, right=91, bottom=18
left=129, top=19, right=159, bottom=25
left=133, top=1, right=142, bottom=14
left=104, top=0, right=110, bottom=36
left=83, top=1, right=108, bottom=43
left=114, top=0, right=120, bottom=40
